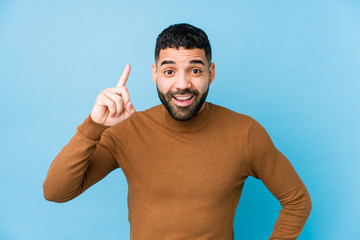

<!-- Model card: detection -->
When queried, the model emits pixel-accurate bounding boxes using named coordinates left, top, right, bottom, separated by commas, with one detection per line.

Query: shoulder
left=105, top=105, right=163, bottom=134
left=134, top=104, right=163, bottom=119
left=207, top=102, right=255, bottom=127
left=126, top=105, right=165, bottom=127
left=99, top=107, right=161, bottom=148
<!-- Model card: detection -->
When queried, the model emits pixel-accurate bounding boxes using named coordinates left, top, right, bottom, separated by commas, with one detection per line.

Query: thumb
left=126, top=101, right=136, bottom=114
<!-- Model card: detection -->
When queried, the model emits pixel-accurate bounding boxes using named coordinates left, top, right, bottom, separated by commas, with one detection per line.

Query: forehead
left=158, top=47, right=206, bottom=64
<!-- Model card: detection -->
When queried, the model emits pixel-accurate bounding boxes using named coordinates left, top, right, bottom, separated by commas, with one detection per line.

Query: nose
left=174, top=72, right=192, bottom=89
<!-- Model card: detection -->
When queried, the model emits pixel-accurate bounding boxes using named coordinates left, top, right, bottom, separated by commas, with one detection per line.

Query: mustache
left=166, top=89, right=199, bottom=97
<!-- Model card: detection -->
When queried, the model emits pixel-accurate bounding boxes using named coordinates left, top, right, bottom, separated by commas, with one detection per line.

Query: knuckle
left=114, top=95, right=122, bottom=103
left=116, top=86, right=126, bottom=92
left=108, top=102, right=115, bottom=108
left=98, top=92, right=105, bottom=100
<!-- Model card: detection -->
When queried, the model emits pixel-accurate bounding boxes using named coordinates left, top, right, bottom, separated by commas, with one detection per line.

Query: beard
left=157, top=85, right=209, bottom=121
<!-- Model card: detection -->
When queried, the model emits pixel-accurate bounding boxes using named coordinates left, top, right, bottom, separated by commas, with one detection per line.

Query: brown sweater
left=43, top=102, right=311, bottom=240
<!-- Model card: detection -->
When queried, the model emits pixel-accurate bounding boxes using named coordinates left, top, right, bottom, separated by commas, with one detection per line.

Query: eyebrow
left=160, top=60, right=175, bottom=66
left=189, top=60, right=205, bottom=65
left=160, top=59, right=206, bottom=67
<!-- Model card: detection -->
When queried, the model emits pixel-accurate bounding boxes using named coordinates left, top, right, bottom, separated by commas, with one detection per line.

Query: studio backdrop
left=0, top=1, right=359, bottom=239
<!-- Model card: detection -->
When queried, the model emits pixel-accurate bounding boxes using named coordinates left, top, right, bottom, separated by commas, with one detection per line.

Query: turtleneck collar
left=159, top=102, right=213, bottom=132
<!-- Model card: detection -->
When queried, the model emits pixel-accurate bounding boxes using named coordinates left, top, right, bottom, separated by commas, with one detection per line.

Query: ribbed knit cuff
left=78, top=114, right=109, bottom=141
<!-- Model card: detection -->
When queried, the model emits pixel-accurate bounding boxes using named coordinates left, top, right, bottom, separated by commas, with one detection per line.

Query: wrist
left=78, top=114, right=110, bottom=141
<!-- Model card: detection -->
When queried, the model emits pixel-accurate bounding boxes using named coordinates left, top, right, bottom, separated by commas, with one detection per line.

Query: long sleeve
left=43, top=115, right=119, bottom=203
left=246, top=119, right=312, bottom=239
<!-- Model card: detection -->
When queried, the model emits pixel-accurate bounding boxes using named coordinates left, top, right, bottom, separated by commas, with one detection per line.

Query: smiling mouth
left=172, top=95, right=195, bottom=107
left=173, top=95, right=194, bottom=101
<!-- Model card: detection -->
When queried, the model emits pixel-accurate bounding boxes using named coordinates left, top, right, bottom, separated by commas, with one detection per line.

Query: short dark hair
left=155, top=23, right=212, bottom=64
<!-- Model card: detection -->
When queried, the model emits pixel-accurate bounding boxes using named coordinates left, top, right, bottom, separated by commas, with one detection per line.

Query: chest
left=119, top=124, right=249, bottom=201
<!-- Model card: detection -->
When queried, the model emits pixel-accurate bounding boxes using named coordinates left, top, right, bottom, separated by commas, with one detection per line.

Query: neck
left=160, top=102, right=213, bottom=132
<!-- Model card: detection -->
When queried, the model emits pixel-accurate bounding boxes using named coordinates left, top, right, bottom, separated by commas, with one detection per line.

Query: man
left=43, top=23, right=311, bottom=239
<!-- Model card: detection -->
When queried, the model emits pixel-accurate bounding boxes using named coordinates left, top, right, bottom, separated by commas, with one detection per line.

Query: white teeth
left=175, top=96, right=192, bottom=101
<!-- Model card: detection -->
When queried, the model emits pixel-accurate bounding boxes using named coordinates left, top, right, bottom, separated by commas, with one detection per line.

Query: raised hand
left=90, top=64, right=136, bottom=126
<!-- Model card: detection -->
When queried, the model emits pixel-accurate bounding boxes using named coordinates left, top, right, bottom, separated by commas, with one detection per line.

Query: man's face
left=152, top=47, right=215, bottom=121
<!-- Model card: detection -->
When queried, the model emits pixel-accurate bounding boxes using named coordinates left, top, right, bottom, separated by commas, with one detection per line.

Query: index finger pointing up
left=116, top=64, right=131, bottom=87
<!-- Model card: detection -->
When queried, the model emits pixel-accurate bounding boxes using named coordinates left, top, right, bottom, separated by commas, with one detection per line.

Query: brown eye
left=165, top=70, right=173, bottom=75
left=192, top=69, right=201, bottom=74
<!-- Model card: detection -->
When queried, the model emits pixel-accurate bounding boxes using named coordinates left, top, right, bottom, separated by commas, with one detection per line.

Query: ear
left=152, top=62, right=157, bottom=84
left=209, top=62, right=215, bottom=85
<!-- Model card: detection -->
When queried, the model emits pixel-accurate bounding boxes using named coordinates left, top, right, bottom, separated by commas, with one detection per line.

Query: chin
left=157, top=86, right=209, bottom=121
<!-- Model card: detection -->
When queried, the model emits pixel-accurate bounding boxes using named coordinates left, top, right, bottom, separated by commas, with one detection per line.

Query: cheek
left=193, top=78, right=210, bottom=93
left=156, top=77, right=173, bottom=92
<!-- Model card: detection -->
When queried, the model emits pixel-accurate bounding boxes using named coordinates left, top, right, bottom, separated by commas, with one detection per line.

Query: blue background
left=1, top=1, right=359, bottom=239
